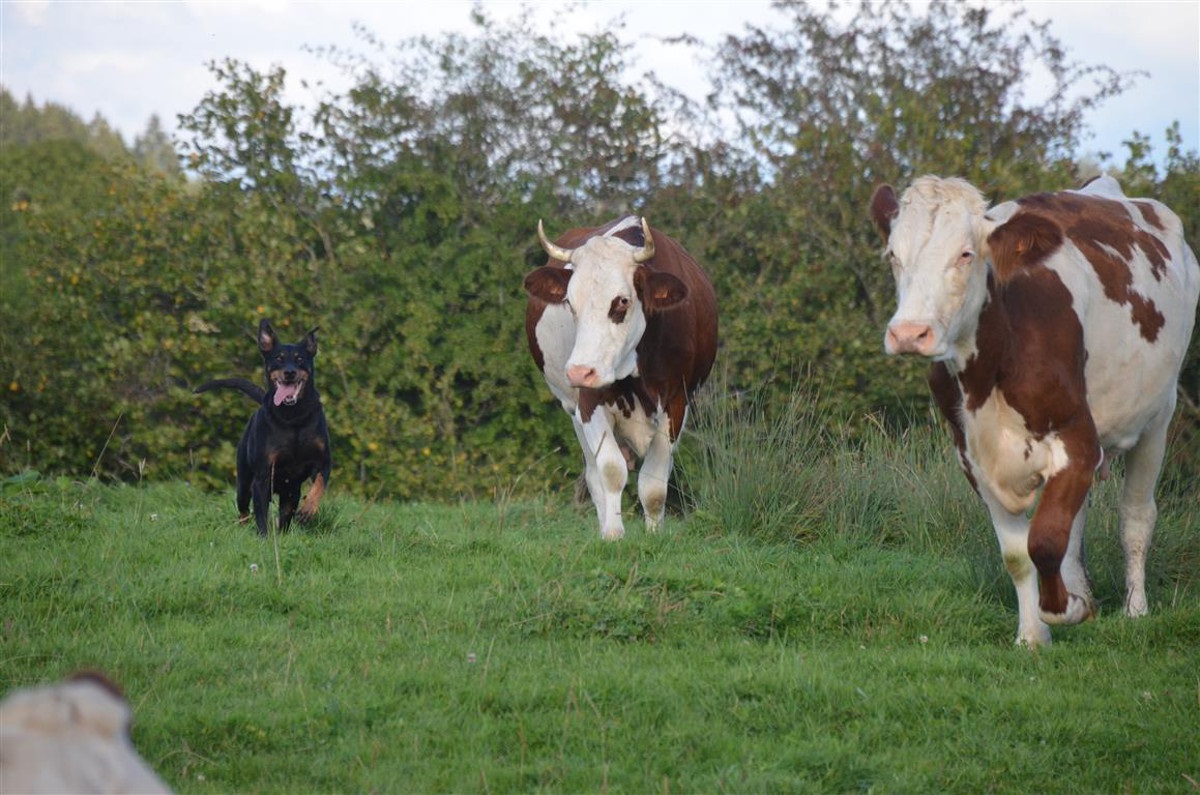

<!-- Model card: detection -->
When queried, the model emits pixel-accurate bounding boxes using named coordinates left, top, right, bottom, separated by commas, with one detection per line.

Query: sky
left=1, top=0, right=1197, bottom=168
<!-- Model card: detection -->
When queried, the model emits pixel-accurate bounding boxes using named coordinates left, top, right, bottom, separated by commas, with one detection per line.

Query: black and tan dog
left=195, top=319, right=332, bottom=535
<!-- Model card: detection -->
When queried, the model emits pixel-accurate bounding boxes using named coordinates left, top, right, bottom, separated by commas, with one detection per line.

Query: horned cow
left=524, top=216, right=718, bottom=540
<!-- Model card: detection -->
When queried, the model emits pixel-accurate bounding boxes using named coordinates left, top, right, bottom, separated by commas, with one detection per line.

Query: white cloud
left=10, top=0, right=51, bottom=26
left=1, top=0, right=1195, bottom=163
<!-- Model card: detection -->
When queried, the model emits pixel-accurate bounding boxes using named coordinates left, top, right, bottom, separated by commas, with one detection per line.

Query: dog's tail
left=193, top=378, right=266, bottom=403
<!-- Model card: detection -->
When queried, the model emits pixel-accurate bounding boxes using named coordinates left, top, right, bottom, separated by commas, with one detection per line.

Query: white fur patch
left=964, top=391, right=1070, bottom=515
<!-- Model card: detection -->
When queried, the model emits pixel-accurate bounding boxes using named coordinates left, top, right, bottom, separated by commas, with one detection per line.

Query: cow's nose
left=886, top=322, right=936, bottom=355
left=567, top=365, right=599, bottom=388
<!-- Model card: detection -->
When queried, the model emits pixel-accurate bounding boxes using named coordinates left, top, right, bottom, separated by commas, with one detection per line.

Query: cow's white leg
left=982, top=491, right=1051, bottom=647
left=637, top=419, right=675, bottom=533
left=1118, top=401, right=1172, bottom=617
left=570, top=417, right=606, bottom=533
left=576, top=409, right=627, bottom=540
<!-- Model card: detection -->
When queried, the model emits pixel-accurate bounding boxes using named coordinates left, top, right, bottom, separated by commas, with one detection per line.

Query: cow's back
left=1001, top=180, right=1200, bottom=449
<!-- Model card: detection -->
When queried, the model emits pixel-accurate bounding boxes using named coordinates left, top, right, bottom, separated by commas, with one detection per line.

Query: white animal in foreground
left=0, top=672, right=171, bottom=794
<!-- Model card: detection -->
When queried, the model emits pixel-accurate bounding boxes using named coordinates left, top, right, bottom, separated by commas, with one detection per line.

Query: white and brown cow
left=871, top=175, right=1199, bottom=646
left=524, top=216, right=718, bottom=540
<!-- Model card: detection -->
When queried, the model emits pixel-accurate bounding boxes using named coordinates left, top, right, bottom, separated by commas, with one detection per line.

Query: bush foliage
left=1, top=1, right=1197, bottom=499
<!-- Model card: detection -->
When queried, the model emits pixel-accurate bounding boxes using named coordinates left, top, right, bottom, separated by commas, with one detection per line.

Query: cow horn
left=632, top=217, right=655, bottom=262
left=537, top=220, right=574, bottom=263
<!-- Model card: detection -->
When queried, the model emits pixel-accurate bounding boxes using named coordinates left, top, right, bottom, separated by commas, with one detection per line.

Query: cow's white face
left=525, top=222, right=689, bottom=390
left=873, top=179, right=991, bottom=361
left=561, top=237, right=648, bottom=388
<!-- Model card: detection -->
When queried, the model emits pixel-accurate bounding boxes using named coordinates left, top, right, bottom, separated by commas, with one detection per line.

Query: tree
left=688, top=0, right=1140, bottom=423
left=132, top=115, right=182, bottom=176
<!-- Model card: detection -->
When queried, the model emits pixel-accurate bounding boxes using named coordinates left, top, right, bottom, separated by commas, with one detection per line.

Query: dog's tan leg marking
left=299, top=473, right=326, bottom=520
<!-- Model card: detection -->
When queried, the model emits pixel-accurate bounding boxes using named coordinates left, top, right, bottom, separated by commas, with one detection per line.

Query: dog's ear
left=304, top=327, right=319, bottom=356
left=258, top=320, right=278, bottom=355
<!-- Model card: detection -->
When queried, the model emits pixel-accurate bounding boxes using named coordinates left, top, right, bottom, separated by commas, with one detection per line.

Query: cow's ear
left=870, top=184, right=899, bottom=242
left=987, top=213, right=1064, bottom=284
left=523, top=266, right=572, bottom=304
left=635, top=268, right=688, bottom=312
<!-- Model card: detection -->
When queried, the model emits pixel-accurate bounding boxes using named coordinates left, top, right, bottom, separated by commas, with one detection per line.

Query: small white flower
left=919, top=635, right=929, bottom=645
left=250, top=563, right=259, bottom=574
left=466, top=652, right=477, bottom=664
left=149, top=513, right=159, bottom=522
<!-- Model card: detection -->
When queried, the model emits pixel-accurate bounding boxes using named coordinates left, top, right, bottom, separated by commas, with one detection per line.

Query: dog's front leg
left=251, top=479, right=273, bottom=536
left=297, top=471, right=328, bottom=523
left=278, top=482, right=301, bottom=532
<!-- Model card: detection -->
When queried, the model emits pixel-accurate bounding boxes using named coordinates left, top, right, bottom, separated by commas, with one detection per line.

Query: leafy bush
left=1, top=3, right=1197, bottom=499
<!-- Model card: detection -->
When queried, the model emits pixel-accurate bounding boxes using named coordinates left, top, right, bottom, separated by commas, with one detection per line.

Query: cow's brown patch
left=1014, top=192, right=1168, bottom=341
left=987, top=213, right=1064, bottom=283
left=928, top=361, right=978, bottom=494
left=1133, top=200, right=1165, bottom=230
left=955, top=265, right=1088, bottom=440
left=578, top=377, right=654, bottom=427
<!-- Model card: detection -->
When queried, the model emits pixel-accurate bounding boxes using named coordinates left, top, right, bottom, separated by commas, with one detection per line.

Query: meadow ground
left=1, top=443, right=1197, bottom=793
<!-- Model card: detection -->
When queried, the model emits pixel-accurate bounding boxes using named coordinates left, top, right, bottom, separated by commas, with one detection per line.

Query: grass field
left=2, top=416, right=1198, bottom=793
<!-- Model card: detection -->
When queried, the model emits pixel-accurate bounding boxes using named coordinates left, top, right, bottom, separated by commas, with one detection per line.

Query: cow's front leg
left=637, top=415, right=674, bottom=533
left=575, top=409, right=626, bottom=540
left=981, top=491, right=1051, bottom=647
left=1060, top=501, right=1093, bottom=614
left=1028, top=455, right=1098, bottom=626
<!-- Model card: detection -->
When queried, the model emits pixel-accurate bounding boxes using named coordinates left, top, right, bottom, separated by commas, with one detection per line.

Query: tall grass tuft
left=680, top=379, right=1009, bottom=599
left=823, top=412, right=985, bottom=550
left=677, top=376, right=835, bottom=543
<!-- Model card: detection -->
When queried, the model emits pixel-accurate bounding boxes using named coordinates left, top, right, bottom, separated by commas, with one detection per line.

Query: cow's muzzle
left=885, top=321, right=937, bottom=356
left=567, top=365, right=601, bottom=388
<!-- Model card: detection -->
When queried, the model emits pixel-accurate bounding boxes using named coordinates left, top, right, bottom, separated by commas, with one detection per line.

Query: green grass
left=2, top=450, right=1197, bottom=794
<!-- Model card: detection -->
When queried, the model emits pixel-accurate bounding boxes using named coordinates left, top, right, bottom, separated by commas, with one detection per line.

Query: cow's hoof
left=1015, top=631, right=1052, bottom=648
left=1124, top=593, right=1148, bottom=618
left=600, top=525, right=625, bottom=542
left=1040, top=593, right=1095, bottom=625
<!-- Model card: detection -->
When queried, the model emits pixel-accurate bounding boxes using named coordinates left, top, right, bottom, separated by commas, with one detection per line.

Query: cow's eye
left=958, top=250, right=974, bottom=265
left=609, top=296, right=631, bottom=322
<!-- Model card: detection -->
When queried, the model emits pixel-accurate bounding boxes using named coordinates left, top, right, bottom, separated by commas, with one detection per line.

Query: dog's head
left=258, top=319, right=319, bottom=407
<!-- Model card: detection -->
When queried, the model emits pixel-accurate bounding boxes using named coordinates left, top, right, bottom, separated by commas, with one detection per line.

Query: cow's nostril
left=567, top=365, right=597, bottom=387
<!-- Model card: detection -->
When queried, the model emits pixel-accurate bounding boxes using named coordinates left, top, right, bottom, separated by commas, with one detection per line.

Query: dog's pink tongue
left=274, top=384, right=300, bottom=406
